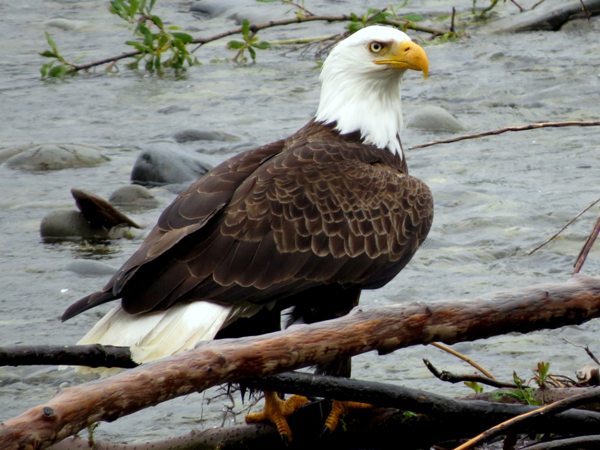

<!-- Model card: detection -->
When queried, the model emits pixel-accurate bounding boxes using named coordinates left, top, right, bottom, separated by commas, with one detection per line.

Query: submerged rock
left=3, top=143, right=109, bottom=171
left=131, top=148, right=212, bottom=188
left=64, top=260, right=117, bottom=277
left=406, top=105, right=465, bottom=133
left=109, top=185, right=160, bottom=211
left=173, top=129, right=240, bottom=143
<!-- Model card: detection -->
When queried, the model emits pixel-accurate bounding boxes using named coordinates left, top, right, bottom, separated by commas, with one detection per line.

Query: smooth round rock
left=406, top=105, right=465, bottom=133
left=109, top=185, right=160, bottom=210
left=40, top=210, right=110, bottom=241
left=131, top=148, right=212, bottom=187
left=64, top=260, right=117, bottom=277
left=173, top=129, right=240, bottom=143
left=4, top=143, right=109, bottom=171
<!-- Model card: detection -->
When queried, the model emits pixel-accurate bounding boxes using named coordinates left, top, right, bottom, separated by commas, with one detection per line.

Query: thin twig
left=409, top=120, right=600, bottom=150
left=528, top=197, right=600, bottom=256
left=453, top=387, right=600, bottom=450
left=510, top=0, right=525, bottom=12
left=573, top=215, right=600, bottom=274
left=430, top=342, right=496, bottom=380
left=423, top=359, right=515, bottom=389
left=562, top=338, right=600, bottom=366
left=450, top=7, right=456, bottom=33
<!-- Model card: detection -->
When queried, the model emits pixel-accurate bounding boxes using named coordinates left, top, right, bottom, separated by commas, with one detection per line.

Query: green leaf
left=151, top=15, right=163, bottom=28
left=40, top=50, right=57, bottom=58
left=125, top=40, right=150, bottom=52
left=49, top=65, right=69, bottom=78
left=172, top=32, right=193, bottom=44
left=464, top=381, right=483, bottom=393
left=241, top=18, right=250, bottom=39
left=44, top=32, right=59, bottom=54
left=253, top=41, right=270, bottom=50
left=402, top=13, right=424, bottom=22
left=248, top=46, right=256, bottom=61
left=227, top=40, right=245, bottom=49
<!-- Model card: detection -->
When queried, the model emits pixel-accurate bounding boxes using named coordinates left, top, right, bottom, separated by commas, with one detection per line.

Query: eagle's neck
left=315, top=66, right=405, bottom=158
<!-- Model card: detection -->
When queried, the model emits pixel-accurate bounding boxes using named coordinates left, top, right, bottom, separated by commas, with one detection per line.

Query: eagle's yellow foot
left=245, top=391, right=310, bottom=442
left=323, top=400, right=372, bottom=434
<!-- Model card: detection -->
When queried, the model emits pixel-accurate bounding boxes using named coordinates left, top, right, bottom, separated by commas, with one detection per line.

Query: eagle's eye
left=368, top=41, right=384, bottom=53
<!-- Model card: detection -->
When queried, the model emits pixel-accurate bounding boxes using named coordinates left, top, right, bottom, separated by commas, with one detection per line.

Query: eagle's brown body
left=63, top=120, right=433, bottom=343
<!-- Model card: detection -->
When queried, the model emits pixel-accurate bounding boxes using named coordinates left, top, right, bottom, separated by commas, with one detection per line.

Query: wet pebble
left=130, top=148, right=212, bottom=188
left=3, top=143, right=109, bottom=171
left=406, top=105, right=465, bottom=133
left=109, top=185, right=160, bottom=211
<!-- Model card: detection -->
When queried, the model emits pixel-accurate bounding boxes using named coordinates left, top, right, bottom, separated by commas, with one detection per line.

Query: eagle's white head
left=315, top=25, right=429, bottom=157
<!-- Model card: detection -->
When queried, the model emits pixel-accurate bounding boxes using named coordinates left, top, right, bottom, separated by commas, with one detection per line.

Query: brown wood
left=2, top=275, right=600, bottom=449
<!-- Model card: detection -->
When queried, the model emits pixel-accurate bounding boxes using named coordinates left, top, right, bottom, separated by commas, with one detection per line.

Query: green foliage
left=110, top=0, right=197, bottom=73
left=227, top=19, right=270, bottom=63
left=464, top=381, right=484, bottom=394
left=347, top=8, right=394, bottom=33
left=533, top=361, right=551, bottom=388
left=40, top=33, right=75, bottom=79
left=492, top=370, right=540, bottom=406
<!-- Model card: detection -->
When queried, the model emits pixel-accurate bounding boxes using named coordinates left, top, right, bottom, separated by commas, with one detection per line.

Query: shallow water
left=1, top=0, right=599, bottom=444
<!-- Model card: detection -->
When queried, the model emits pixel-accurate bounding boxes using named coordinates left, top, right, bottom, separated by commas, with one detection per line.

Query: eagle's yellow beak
left=374, top=41, right=429, bottom=79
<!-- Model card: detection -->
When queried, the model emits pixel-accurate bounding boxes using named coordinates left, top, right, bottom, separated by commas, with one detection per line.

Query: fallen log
left=46, top=376, right=600, bottom=450
left=2, top=275, right=600, bottom=449
left=486, top=0, right=600, bottom=33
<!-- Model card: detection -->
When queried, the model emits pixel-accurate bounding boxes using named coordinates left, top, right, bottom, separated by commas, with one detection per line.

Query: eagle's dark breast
left=62, top=120, right=433, bottom=327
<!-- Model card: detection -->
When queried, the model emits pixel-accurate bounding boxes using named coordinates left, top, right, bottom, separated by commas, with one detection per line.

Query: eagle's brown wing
left=62, top=122, right=433, bottom=321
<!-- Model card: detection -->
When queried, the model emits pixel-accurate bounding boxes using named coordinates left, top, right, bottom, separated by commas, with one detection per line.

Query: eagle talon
left=245, top=391, right=310, bottom=442
left=323, top=400, right=373, bottom=434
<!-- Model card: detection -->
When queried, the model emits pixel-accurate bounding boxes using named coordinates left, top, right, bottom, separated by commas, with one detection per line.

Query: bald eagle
left=62, top=25, right=433, bottom=439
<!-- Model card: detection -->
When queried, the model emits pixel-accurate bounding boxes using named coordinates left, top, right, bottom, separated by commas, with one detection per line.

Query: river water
left=1, top=0, right=599, bottom=445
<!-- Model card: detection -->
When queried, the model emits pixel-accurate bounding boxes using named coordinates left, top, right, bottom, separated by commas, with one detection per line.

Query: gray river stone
left=64, top=260, right=117, bottom=277
left=131, top=148, right=213, bottom=187
left=406, top=105, right=465, bottom=133
left=173, top=129, right=240, bottom=143
left=3, top=143, right=109, bottom=171
left=40, top=210, right=110, bottom=241
left=40, top=210, right=135, bottom=241
left=109, top=185, right=160, bottom=211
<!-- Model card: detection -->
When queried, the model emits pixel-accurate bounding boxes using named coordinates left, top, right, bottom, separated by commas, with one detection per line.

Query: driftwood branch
left=3, top=275, right=600, bottom=449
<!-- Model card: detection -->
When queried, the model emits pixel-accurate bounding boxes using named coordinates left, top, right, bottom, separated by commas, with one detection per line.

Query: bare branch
left=409, top=120, right=600, bottom=151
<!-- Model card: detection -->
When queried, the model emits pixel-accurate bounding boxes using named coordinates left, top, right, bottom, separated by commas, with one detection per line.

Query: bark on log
left=2, top=275, right=600, bottom=449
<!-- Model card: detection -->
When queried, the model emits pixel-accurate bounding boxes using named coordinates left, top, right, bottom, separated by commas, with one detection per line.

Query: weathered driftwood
left=46, top=375, right=600, bottom=450
left=2, top=275, right=600, bottom=449
left=486, top=0, right=600, bottom=33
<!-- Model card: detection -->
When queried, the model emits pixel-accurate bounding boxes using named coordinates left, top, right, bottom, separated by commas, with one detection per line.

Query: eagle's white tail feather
left=77, top=302, right=232, bottom=364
